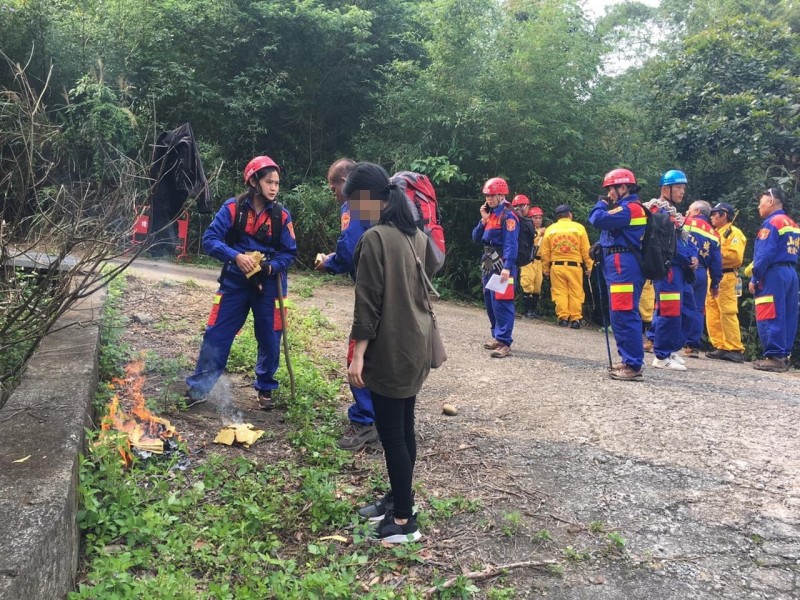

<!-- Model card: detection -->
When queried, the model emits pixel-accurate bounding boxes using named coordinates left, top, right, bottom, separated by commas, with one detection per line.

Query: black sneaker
left=358, top=491, right=416, bottom=522
left=372, top=511, right=421, bottom=544
left=558, top=319, right=569, bottom=327
left=569, top=320, right=581, bottom=329
left=358, top=492, right=394, bottom=521
left=705, top=349, right=727, bottom=360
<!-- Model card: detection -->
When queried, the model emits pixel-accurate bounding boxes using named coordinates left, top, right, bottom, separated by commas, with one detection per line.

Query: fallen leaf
left=318, top=535, right=348, bottom=543
left=12, top=455, right=31, bottom=463
left=590, top=574, right=607, bottom=585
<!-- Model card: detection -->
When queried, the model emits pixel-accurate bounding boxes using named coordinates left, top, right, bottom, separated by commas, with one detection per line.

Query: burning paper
left=100, top=359, right=182, bottom=464
left=213, top=424, right=264, bottom=448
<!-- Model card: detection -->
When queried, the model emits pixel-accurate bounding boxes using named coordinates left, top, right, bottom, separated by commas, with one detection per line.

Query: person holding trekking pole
left=185, top=155, right=297, bottom=410
left=588, top=168, right=647, bottom=381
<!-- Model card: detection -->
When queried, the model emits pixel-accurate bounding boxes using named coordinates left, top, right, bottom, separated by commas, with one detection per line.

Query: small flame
left=100, top=359, right=181, bottom=464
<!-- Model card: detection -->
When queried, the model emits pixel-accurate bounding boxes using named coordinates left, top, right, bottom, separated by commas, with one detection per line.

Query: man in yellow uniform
left=540, top=204, right=593, bottom=328
left=519, top=205, right=546, bottom=318
left=705, top=202, right=747, bottom=362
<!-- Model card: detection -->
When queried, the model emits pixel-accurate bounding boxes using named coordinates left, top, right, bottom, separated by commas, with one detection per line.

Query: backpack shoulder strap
left=225, top=197, right=249, bottom=246
left=270, top=201, right=284, bottom=249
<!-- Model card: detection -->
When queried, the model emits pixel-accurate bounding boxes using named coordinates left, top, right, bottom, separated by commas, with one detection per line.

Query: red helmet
left=243, top=155, right=280, bottom=184
left=529, top=206, right=543, bottom=216
left=482, top=177, right=509, bottom=195
left=511, top=194, right=530, bottom=207
left=602, top=168, right=636, bottom=188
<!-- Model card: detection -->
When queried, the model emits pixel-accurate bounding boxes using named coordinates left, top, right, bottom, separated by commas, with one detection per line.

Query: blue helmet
left=659, top=170, right=688, bottom=186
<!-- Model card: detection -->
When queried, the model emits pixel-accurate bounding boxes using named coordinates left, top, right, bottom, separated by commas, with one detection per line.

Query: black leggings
left=371, top=392, right=416, bottom=519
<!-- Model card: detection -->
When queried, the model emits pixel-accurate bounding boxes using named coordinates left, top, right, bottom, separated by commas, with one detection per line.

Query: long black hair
left=343, top=162, right=417, bottom=235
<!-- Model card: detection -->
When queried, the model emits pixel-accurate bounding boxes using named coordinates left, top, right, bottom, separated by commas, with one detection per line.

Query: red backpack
left=393, top=171, right=446, bottom=272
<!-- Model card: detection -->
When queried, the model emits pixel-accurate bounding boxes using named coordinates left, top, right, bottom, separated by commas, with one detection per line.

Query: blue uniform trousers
left=653, top=266, right=691, bottom=359
left=187, top=275, right=284, bottom=396
left=482, top=267, right=517, bottom=347
left=346, top=337, right=374, bottom=424
left=684, top=266, right=707, bottom=349
left=755, top=265, right=799, bottom=358
left=602, top=252, right=644, bottom=370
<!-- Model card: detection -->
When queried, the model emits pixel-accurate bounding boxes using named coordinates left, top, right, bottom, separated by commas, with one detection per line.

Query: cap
left=555, top=204, right=571, bottom=215
left=710, top=202, right=734, bottom=219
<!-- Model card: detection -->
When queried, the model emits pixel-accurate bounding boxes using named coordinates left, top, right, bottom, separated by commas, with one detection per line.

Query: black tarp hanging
left=147, top=123, right=211, bottom=255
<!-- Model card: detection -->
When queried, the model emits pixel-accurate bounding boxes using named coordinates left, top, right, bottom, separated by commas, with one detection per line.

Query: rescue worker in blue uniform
left=315, top=158, right=379, bottom=451
left=682, top=200, right=722, bottom=357
left=588, top=168, right=648, bottom=381
left=186, top=155, right=297, bottom=409
left=643, top=169, right=699, bottom=372
left=473, top=177, right=519, bottom=358
left=749, top=187, right=800, bottom=372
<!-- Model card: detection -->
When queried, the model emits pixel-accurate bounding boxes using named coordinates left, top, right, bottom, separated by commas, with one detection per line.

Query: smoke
left=213, top=376, right=244, bottom=426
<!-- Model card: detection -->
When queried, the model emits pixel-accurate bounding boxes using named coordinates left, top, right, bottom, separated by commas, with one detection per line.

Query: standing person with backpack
left=539, top=205, right=593, bottom=328
left=511, top=194, right=538, bottom=318
left=642, top=170, right=699, bottom=372
left=682, top=200, right=722, bottom=357
left=473, top=177, right=519, bottom=358
left=749, top=188, right=800, bottom=372
left=185, top=155, right=297, bottom=409
left=315, top=158, right=380, bottom=451
left=588, top=168, right=648, bottom=381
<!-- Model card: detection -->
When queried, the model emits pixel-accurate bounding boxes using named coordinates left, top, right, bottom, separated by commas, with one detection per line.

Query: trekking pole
left=594, top=266, right=613, bottom=370
left=275, top=275, right=296, bottom=400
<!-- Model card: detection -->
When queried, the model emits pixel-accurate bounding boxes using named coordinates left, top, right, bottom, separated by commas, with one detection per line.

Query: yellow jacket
left=540, top=217, right=593, bottom=273
left=716, top=223, right=746, bottom=270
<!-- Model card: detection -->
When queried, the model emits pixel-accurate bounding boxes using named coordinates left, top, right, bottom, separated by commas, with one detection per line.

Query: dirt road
left=126, top=259, right=800, bottom=599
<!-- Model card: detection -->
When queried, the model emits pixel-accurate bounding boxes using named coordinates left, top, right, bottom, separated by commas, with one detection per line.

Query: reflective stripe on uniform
left=755, top=294, right=776, bottom=321
left=609, top=283, right=634, bottom=311
left=658, top=292, right=681, bottom=317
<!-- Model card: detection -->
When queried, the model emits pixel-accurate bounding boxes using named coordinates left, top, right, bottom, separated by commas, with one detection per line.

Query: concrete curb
left=0, top=291, right=104, bottom=599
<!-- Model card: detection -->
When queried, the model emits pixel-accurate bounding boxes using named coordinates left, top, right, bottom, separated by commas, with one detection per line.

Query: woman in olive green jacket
left=347, top=162, right=439, bottom=544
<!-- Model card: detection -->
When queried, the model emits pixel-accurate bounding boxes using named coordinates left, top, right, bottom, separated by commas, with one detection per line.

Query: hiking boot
left=337, top=421, right=379, bottom=451
left=357, top=491, right=417, bottom=522
left=184, top=388, right=207, bottom=408
left=683, top=347, right=700, bottom=359
left=752, top=357, right=788, bottom=372
left=705, top=349, right=728, bottom=360
left=721, top=351, right=745, bottom=363
left=669, top=352, right=686, bottom=366
left=558, top=319, right=569, bottom=327
left=257, top=390, right=274, bottom=410
left=609, top=364, right=643, bottom=381
left=653, top=356, right=687, bottom=371
left=643, top=339, right=654, bottom=353
left=490, top=344, right=511, bottom=358
left=569, top=320, right=581, bottom=329
left=483, top=339, right=502, bottom=350
left=372, top=511, right=422, bottom=544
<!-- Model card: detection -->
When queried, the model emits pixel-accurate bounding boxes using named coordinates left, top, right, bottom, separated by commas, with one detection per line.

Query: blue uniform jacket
left=752, top=210, right=800, bottom=287
left=472, top=202, right=520, bottom=270
left=203, top=197, right=297, bottom=277
left=588, top=195, right=647, bottom=249
left=323, top=200, right=372, bottom=278
left=684, top=215, right=722, bottom=289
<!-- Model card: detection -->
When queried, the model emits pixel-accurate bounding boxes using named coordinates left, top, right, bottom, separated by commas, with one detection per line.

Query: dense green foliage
left=1, top=0, right=799, bottom=296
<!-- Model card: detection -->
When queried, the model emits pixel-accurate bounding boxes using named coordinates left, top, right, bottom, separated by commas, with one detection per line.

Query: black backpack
left=515, top=217, right=536, bottom=267
left=638, top=206, right=676, bottom=280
